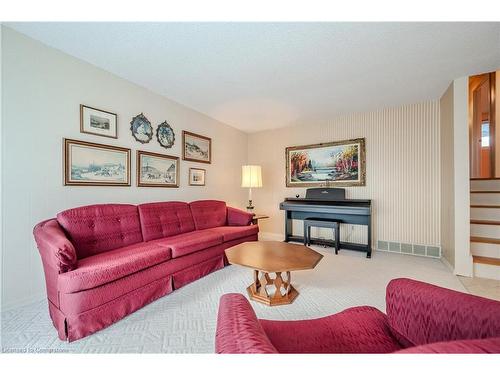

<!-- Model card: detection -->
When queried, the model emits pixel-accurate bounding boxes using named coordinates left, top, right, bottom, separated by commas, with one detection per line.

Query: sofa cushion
left=138, top=201, right=195, bottom=242
left=59, top=261, right=174, bottom=316
left=57, top=204, right=143, bottom=259
left=58, top=242, right=171, bottom=293
left=152, top=229, right=224, bottom=258
left=209, top=225, right=259, bottom=242
left=227, top=207, right=254, bottom=226
left=189, top=200, right=227, bottom=230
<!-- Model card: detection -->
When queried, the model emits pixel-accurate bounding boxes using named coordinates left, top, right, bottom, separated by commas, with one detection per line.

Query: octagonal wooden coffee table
left=225, top=241, right=323, bottom=306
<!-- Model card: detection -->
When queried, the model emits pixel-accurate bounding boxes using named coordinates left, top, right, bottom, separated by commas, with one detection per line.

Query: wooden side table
left=251, top=214, right=269, bottom=225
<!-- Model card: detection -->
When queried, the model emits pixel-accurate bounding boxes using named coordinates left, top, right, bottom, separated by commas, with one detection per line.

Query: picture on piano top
left=285, top=138, right=365, bottom=187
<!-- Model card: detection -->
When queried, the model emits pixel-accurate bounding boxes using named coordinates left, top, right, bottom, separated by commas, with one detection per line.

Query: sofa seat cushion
left=151, top=229, right=224, bottom=258
left=58, top=242, right=171, bottom=293
left=209, top=225, right=259, bottom=242
left=259, top=306, right=403, bottom=353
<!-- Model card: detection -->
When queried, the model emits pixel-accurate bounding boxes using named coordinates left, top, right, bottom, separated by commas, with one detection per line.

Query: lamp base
left=246, top=199, right=254, bottom=211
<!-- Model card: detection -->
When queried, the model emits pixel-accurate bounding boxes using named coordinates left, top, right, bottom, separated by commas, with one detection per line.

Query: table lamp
left=241, top=165, right=262, bottom=211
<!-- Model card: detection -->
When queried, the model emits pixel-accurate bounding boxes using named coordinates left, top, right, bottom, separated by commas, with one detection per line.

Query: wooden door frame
left=469, top=73, right=494, bottom=178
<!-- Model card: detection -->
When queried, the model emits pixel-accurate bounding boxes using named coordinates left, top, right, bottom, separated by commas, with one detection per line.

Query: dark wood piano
left=279, top=188, right=372, bottom=258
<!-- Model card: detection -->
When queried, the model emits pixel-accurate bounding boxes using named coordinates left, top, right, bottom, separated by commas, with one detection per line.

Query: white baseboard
left=440, top=256, right=454, bottom=273
left=259, top=232, right=284, bottom=241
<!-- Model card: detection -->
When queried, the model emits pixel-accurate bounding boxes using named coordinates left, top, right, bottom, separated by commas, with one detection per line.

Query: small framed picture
left=137, top=150, right=179, bottom=188
left=189, top=168, right=206, bottom=186
left=80, top=105, right=117, bottom=138
left=64, top=138, right=131, bottom=186
left=182, top=131, right=211, bottom=164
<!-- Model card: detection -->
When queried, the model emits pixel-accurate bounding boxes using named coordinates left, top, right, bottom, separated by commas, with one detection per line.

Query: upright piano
left=279, top=188, right=372, bottom=258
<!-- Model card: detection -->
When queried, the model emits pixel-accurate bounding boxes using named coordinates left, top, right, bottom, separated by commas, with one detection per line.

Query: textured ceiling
left=6, top=22, right=500, bottom=133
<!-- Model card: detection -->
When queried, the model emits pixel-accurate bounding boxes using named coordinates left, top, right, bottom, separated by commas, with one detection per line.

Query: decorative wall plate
left=130, top=113, right=153, bottom=144
left=156, top=121, right=175, bottom=149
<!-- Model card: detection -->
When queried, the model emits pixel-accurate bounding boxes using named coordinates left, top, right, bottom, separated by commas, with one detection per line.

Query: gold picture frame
left=285, top=138, right=366, bottom=187
left=189, top=168, right=206, bottom=186
left=182, top=130, right=212, bottom=164
left=80, top=104, right=118, bottom=139
left=137, top=150, right=180, bottom=188
left=63, top=138, right=131, bottom=186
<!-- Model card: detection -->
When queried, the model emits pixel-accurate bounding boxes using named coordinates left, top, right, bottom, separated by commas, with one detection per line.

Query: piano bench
left=303, top=218, right=341, bottom=254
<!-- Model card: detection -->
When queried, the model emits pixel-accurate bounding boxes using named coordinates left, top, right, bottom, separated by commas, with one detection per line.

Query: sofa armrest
left=215, top=293, right=278, bottom=353
left=227, top=207, right=253, bottom=226
left=33, top=219, right=77, bottom=273
left=386, top=278, right=500, bottom=347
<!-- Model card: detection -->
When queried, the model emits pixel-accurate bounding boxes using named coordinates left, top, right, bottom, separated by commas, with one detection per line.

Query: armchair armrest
left=386, top=278, right=500, bottom=347
left=215, top=293, right=278, bottom=353
left=33, top=219, right=77, bottom=273
left=227, top=207, right=253, bottom=226
left=396, top=337, right=500, bottom=353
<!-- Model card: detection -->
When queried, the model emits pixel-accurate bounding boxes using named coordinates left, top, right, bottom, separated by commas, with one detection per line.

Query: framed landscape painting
left=182, top=131, right=211, bottom=164
left=137, top=150, right=179, bottom=188
left=64, top=138, right=130, bottom=186
left=285, top=138, right=366, bottom=187
left=80, top=105, right=117, bottom=138
left=189, top=168, right=206, bottom=186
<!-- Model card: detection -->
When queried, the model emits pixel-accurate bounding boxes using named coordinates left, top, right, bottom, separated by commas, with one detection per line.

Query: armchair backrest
left=386, top=278, right=500, bottom=347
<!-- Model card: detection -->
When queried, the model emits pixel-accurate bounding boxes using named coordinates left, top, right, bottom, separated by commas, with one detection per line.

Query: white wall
left=0, top=24, right=5, bottom=320
left=248, top=101, right=441, bottom=248
left=440, top=82, right=455, bottom=267
left=1, top=27, right=248, bottom=309
left=438, top=77, right=472, bottom=276
left=452, top=77, right=473, bottom=276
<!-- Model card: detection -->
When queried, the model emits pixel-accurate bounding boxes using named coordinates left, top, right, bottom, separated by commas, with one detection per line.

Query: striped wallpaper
left=248, top=100, right=441, bottom=247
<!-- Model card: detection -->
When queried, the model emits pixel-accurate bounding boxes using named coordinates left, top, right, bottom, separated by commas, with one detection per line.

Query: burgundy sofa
left=33, top=200, right=258, bottom=342
left=215, top=278, right=500, bottom=353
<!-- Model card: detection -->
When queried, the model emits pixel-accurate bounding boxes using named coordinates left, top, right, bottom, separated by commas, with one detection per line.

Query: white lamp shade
left=241, top=165, right=262, bottom=188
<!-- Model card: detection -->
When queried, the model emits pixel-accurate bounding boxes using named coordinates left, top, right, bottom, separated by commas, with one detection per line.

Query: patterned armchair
left=215, top=278, right=500, bottom=353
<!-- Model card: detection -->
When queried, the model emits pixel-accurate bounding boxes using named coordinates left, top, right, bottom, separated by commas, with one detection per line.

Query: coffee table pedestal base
left=246, top=270, right=299, bottom=306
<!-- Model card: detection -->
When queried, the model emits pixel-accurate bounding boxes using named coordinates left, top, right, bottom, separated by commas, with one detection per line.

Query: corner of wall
left=440, top=81, right=455, bottom=268
left=439, top=77, right=474, bottom=277
left=453, top=76, right=473, bottom=277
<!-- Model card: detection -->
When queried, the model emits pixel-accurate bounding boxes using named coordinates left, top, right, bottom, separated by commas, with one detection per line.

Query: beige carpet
left=1, top=247, right=466, bottom=353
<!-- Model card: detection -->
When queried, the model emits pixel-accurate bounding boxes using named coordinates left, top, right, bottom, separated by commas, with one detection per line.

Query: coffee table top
left=225, top=241, right=323, bottom=272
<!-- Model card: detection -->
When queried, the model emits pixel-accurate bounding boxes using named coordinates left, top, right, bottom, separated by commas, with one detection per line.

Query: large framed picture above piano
left=285, top=138, right=366, bottom=187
